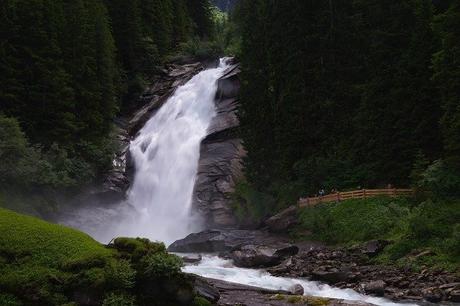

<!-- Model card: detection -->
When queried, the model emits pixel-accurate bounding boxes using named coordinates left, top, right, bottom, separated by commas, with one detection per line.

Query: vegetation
left=0, top=208, right=200, bottom=306
left=0, top=0, right=218, bottom=214
left=234, top=0, right=460, bottom=205
left=295, top=197, right=460, bottom=271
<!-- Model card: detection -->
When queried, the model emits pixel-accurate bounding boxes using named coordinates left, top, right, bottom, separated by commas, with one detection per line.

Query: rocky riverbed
left=170, top=229, right=460, bottom=304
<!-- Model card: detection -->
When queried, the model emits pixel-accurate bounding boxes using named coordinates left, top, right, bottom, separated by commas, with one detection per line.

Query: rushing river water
left=183, top=255, right=418, bottom=306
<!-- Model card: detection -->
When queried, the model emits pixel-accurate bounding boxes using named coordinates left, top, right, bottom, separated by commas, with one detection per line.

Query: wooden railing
left=298, top=188, right=414, bottom=207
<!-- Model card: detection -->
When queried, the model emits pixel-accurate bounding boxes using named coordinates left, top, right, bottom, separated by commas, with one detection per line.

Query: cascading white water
left=108, top=59, right=230, bottom=244
left=183, top=255, right=419, bottom=306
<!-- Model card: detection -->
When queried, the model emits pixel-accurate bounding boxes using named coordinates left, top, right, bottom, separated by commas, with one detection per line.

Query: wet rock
left=206, top=278, right=374, bottom=306
left=181, top=254, right=202, bottom=264
left=231, top=244, right=299, bottom=268
left=289, top=284, right=304, bottom=295
left=449, top=289, right=460, bottom=302
left=422, top=287, right=443, bottom=303
left=215, top=63, right=240, bottom=100
left=265, top=205, right=299, bottom=233
left=312, top=270, right=351, bottom=284
left=362, top=280, right=386, bottom=297
left=168, top=229, right=291, bottom=253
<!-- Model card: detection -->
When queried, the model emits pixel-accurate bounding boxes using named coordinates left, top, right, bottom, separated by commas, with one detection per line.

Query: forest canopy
left=233, top=0, right=460, bottom=208
left=0, top=0, right=217, bottom=202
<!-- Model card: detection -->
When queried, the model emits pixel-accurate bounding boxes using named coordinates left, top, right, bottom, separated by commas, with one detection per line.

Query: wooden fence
left=298, top=188, right=414, bottom=207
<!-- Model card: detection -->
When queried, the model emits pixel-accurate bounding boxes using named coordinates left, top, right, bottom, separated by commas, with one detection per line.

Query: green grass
left=294, top=197, right=460, bottom=271
left=0, top=208, right=114, bottom=305
left=0, top=208, right=197, bottom=305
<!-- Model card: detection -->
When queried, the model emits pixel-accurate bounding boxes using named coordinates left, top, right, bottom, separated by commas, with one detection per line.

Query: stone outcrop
left=192, top=60, right=245, bottom=228
left=168, top=229, right=293, bottom=253
left=230, top=244, right=299, bottom=268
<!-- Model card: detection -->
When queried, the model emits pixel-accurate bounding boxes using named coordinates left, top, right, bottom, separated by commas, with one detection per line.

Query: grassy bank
left=0, top=208, right=202, bottom=306
left=293, top=197, right=460, bottom=272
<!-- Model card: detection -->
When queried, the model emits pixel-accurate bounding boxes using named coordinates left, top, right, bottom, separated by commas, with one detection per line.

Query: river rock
left=362, top=280, right=386, bottom=297
left=312, top=270, right=352, bottom=284
left=205, top=278, right=374, bottom=306
left=181, top=254, right=202, bottom=264
left=231, top=244, right=299, bottom=268
left=289, top=284, right=305, bottom=295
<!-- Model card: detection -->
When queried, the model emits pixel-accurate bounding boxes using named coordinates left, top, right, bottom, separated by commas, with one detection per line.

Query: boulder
left=181, top=254, right=202, bottom=264
left=231, top=244, right=299, bottom=268
left=362, top=280, right=386, bottom=297
left=312, top=270, right=351, bottom=284
left=361, top=240, right=390, bottom=257
left=265, top=205, right=299, bottom=233
left=168, top=229, right=289, bottom=253
left=289, top=284, right=305, bottom=295
left=168, top=230, right=228, bottom=253
left=422, top=287, right=443, bottom=303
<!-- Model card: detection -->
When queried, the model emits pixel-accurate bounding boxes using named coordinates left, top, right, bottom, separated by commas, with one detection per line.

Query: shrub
left=192, top=297, right=212, bottom=306
left=416, top=160, right=460, bottom=198
left=105, top=260, right=136, bottom=289
left=297, top=197, right=411, bottom=244
left=0, top=294, right=22, bottom=306
left=102, top=293, right=136, bottom=306
left=231, top=181, right=276, bottom=224
left=142, top=253, right=183, bottom=279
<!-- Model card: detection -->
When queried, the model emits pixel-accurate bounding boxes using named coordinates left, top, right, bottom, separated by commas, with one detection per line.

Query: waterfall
left=64, top=59, right=230, bottom=245
left=119, top=59, right=229, bottom=243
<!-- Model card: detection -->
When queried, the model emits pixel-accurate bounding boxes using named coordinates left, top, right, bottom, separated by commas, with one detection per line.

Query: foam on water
left=183, top=255, right=419, bottom=306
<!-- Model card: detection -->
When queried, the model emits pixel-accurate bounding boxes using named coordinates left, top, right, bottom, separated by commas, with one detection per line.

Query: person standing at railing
left=319, top=189, right=325, bottom=197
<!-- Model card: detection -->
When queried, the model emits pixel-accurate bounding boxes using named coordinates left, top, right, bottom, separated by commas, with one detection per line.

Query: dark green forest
left=234, top=0, right=460, bottom=207
left=0, top=0, right=216, bottom=211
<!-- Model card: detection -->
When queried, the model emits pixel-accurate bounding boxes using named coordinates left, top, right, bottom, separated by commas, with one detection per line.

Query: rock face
left=192, top=60, right=244, bottom=228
